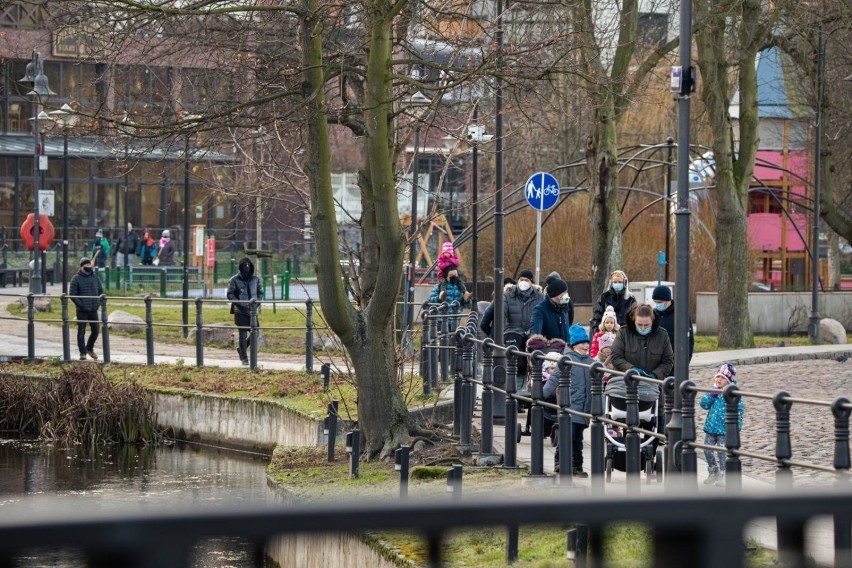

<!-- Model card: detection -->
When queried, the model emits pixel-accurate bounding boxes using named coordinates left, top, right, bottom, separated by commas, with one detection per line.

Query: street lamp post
left=20, top=51, right=55, bottom=294
left=180, top=113, right=202, bottom=339
left=48, top=103, right=79, bottom=295
left=404, top=91, right=430, bottom=342
left=809, top=30, right=826, bottom=344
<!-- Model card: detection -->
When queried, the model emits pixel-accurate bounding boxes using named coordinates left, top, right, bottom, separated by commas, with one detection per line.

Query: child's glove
left=709, top=392, right=718, bottom=399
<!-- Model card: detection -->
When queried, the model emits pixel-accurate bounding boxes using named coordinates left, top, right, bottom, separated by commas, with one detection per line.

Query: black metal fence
left=0, top=292, right=339, bottom=372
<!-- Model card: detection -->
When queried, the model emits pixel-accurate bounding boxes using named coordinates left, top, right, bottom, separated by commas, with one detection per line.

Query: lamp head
left=19, top=61, right=36, bottom=84
left=27, top=72, right=56, bottom=104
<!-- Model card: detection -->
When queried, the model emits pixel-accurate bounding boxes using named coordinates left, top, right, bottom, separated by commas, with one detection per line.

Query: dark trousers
left=572, top=423, right=586, bottom=469
left=234, top=312, right=252, bottom=360
left=76, top=309, right=99, bottom=354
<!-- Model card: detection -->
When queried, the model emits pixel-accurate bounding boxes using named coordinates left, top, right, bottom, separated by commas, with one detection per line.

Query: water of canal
left=0, top=438, right=277, bottom=567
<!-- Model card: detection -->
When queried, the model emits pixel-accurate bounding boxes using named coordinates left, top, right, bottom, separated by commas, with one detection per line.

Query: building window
left=638, top=13, right=667, bottom=48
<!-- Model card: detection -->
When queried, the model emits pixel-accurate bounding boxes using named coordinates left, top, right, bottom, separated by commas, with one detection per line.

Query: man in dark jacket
left=114, top=222, right=140, bottom=267
left=69, top=257, right=104, bottom=361
left=529, top=278, right=574, bottom=343
left=227, top=256, right=263, bottom=366
left=651, top=284, right=694, bottom=363
left=610, top=303, right=674, bottom=381
left=504, top=269, right=544, bottom=336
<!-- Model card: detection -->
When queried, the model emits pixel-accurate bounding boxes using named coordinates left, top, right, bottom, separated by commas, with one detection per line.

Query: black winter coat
left=655, top=302, right=694, bottom=363
left=591, top=288, right=637, bottom=332
left=227, top=257, right=263, bottom=316
left=69, top=270, right=103, bottom=312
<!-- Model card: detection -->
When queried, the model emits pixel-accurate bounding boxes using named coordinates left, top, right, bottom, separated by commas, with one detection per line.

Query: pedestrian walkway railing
left=0, top=292, right=342, bottom=372
left=449, top=310, right=852, bottom=563
left=3, top=490, right=852, bottom=567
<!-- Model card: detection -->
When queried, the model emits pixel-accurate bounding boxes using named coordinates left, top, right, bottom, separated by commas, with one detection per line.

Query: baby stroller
left=603, top=375, right=665, bottom=482
left=516, top=335, right=566, bottom=445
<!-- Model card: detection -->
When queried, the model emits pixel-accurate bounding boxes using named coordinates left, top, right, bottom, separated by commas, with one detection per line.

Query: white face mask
left=518, top=281, right=531, bottom=291
left=560, top=293, right=571, bottom=304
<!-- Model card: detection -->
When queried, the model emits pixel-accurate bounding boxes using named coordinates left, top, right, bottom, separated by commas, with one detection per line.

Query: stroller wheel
left=644, top=457, right=654, bottom=482
left=550, top=425, right=558, bottom=447
left=516, top=426, right=522, bottom=444
left=655, top=449, right=665, bottom=483
left=605, top=457, right=613, bottom=482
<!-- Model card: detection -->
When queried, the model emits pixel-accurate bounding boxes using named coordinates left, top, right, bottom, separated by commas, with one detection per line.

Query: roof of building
left=730, top=47, right=811, bottom=121
left=0, top=134, right=236, bottom=163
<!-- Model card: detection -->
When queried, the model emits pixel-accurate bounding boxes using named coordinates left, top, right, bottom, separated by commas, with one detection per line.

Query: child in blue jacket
left=699, top=363, right=744, bottom=486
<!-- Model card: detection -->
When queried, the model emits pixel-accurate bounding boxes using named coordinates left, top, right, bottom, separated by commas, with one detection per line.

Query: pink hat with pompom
left=442, top=242, right=454, bottom=254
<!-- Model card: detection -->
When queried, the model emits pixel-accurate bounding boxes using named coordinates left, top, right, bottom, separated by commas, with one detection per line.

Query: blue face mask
left=612, top=283, right=624, bottom=292
left=636, top=326, right=652, bottom=336
left=655, top=302, right=666, bottom=312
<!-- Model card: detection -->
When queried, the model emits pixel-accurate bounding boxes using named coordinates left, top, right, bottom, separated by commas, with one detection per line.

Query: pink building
left=732, top=47, right=817, bottom=290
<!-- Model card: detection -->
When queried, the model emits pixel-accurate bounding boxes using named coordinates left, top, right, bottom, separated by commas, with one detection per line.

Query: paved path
left=3, top=283, right=852, bottom=564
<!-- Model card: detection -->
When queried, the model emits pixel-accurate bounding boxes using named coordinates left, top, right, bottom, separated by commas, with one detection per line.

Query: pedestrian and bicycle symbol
left=524, top=172, right=560, bottom=211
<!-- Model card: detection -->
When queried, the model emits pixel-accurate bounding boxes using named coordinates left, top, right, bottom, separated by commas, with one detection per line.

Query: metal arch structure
left=418, top=141, right=822, bottom=289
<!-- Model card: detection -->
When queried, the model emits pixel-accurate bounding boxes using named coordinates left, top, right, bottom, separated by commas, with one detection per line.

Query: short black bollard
left=453, top=329, right=464, bottom=438
left=623, top=370, right=640, bottom=491
left=428, top=307, right=439, bottom=391
left=395, top=446, right=410, bottom=499
left=557, top=355, right=573, bottom=481
left=195, top=297, right=204, bottom=368
left=722, top=383, right=742, bottom=492
left=325, top=400, right=339, bottom=462
left=440, top=309, right=450, bottom=383
left=528, top=350, right=545, bottom=476
left=100, top=294, right=110, bottom=363
left=773, top=391, right=793, bottom=487
left=60, top=294, right=71, bottom=362
left=589, top=362, right=606, bottom=493
left=26, top=293, right=35, bottom=361
left=346, top=428, right=360, bottom=478
left=459, top=332, right=474, bottom=447
left=305, top=300, right=314, bottom=373
left=501, top=346, right=517, bottom=464
left=446, top=464, right=462, bottom=500
left=832, top=397, right=852, bottom=566
left=321, top=363, right=331, bottom=391
left=159, top=269, right=167, bottom=298
left=145, top=294, right=154, bottom=365
left=680, top=381, right=698, bottom=482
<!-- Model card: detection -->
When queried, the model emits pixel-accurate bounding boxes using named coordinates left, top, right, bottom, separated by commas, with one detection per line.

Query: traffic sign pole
left=524, top=171, right=560, bottom=288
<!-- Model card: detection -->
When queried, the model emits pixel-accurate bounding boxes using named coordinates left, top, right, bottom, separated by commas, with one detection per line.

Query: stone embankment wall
left=151, top=391, right=324, bottom=454
left=150, top=390, right=439, bottom=567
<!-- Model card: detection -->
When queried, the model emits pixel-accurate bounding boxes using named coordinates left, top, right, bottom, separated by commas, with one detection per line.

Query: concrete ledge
left=690, top=345, right=852, bottom=370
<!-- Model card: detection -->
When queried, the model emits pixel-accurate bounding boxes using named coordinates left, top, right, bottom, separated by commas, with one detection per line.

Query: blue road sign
left=524, top=172, right=560, bottom=211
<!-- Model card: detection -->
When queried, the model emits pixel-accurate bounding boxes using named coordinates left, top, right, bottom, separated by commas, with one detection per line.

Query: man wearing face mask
left=501, top=269, right=545, bottom=380
left=227, top=256, right=263, bottom=366
left=651, top=285, right=694, bottom=363
left=529, top=278, right=574, bottom=344
left=69, top=257, right=104, bottom=361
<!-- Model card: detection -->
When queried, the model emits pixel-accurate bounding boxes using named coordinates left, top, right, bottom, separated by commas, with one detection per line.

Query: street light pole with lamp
left=19, top=50, right=55, bottom=294
left=466, top=110, right=493, bottom=305
left=403, top=91, right=431, bottom=343
left=47, top=102, right=80, bottom=295
left=181, top=113, right=203, bottom=339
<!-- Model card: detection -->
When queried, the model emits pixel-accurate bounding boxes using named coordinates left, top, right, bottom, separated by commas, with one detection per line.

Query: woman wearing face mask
left=69, top=257, right=104, bottom=361
left=610, top=303, right=673, bottom=381
left=590, top=269, right=636, bottom=333
left=529, top=278, right=574, bottom=344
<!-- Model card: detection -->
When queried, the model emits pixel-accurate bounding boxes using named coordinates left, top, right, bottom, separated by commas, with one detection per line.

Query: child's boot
left=703, top=472, right=718, bottom=485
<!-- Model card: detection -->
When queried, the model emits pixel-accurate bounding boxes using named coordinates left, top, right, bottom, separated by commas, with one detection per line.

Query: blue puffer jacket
left=699, top=392, right=744, bottom=435
left=428, top=280, right=469, bottom=313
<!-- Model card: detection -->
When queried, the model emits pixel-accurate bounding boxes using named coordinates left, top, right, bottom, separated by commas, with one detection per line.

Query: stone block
left=820, top=318, right=848, bottom=344
left=18, top=296, right=53, bottom=312
left=107, top=310, right=144, bottom=332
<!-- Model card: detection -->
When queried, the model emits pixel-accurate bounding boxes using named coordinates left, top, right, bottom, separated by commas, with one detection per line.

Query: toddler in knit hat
left=437, top=241, right=460, bottom=277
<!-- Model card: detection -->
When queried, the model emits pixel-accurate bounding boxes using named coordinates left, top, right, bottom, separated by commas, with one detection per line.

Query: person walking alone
left=69, top=257, right=104, bottom=361
left=227, top=256, right=263, bottom=366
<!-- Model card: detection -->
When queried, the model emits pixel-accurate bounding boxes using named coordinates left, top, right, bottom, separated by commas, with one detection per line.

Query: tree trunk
left=300, top=0, right=412, bottom=456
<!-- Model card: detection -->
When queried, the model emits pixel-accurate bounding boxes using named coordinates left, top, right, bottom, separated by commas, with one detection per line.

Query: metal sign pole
left=534, top=210, right=542, bottom=287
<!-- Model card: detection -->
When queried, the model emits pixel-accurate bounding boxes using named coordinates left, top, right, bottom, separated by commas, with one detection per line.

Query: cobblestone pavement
left=691, top=359, right=852, bottom=486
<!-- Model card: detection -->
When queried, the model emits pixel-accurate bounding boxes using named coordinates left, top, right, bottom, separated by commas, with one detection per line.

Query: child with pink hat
left=437, top=241, right=460, bottom=277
